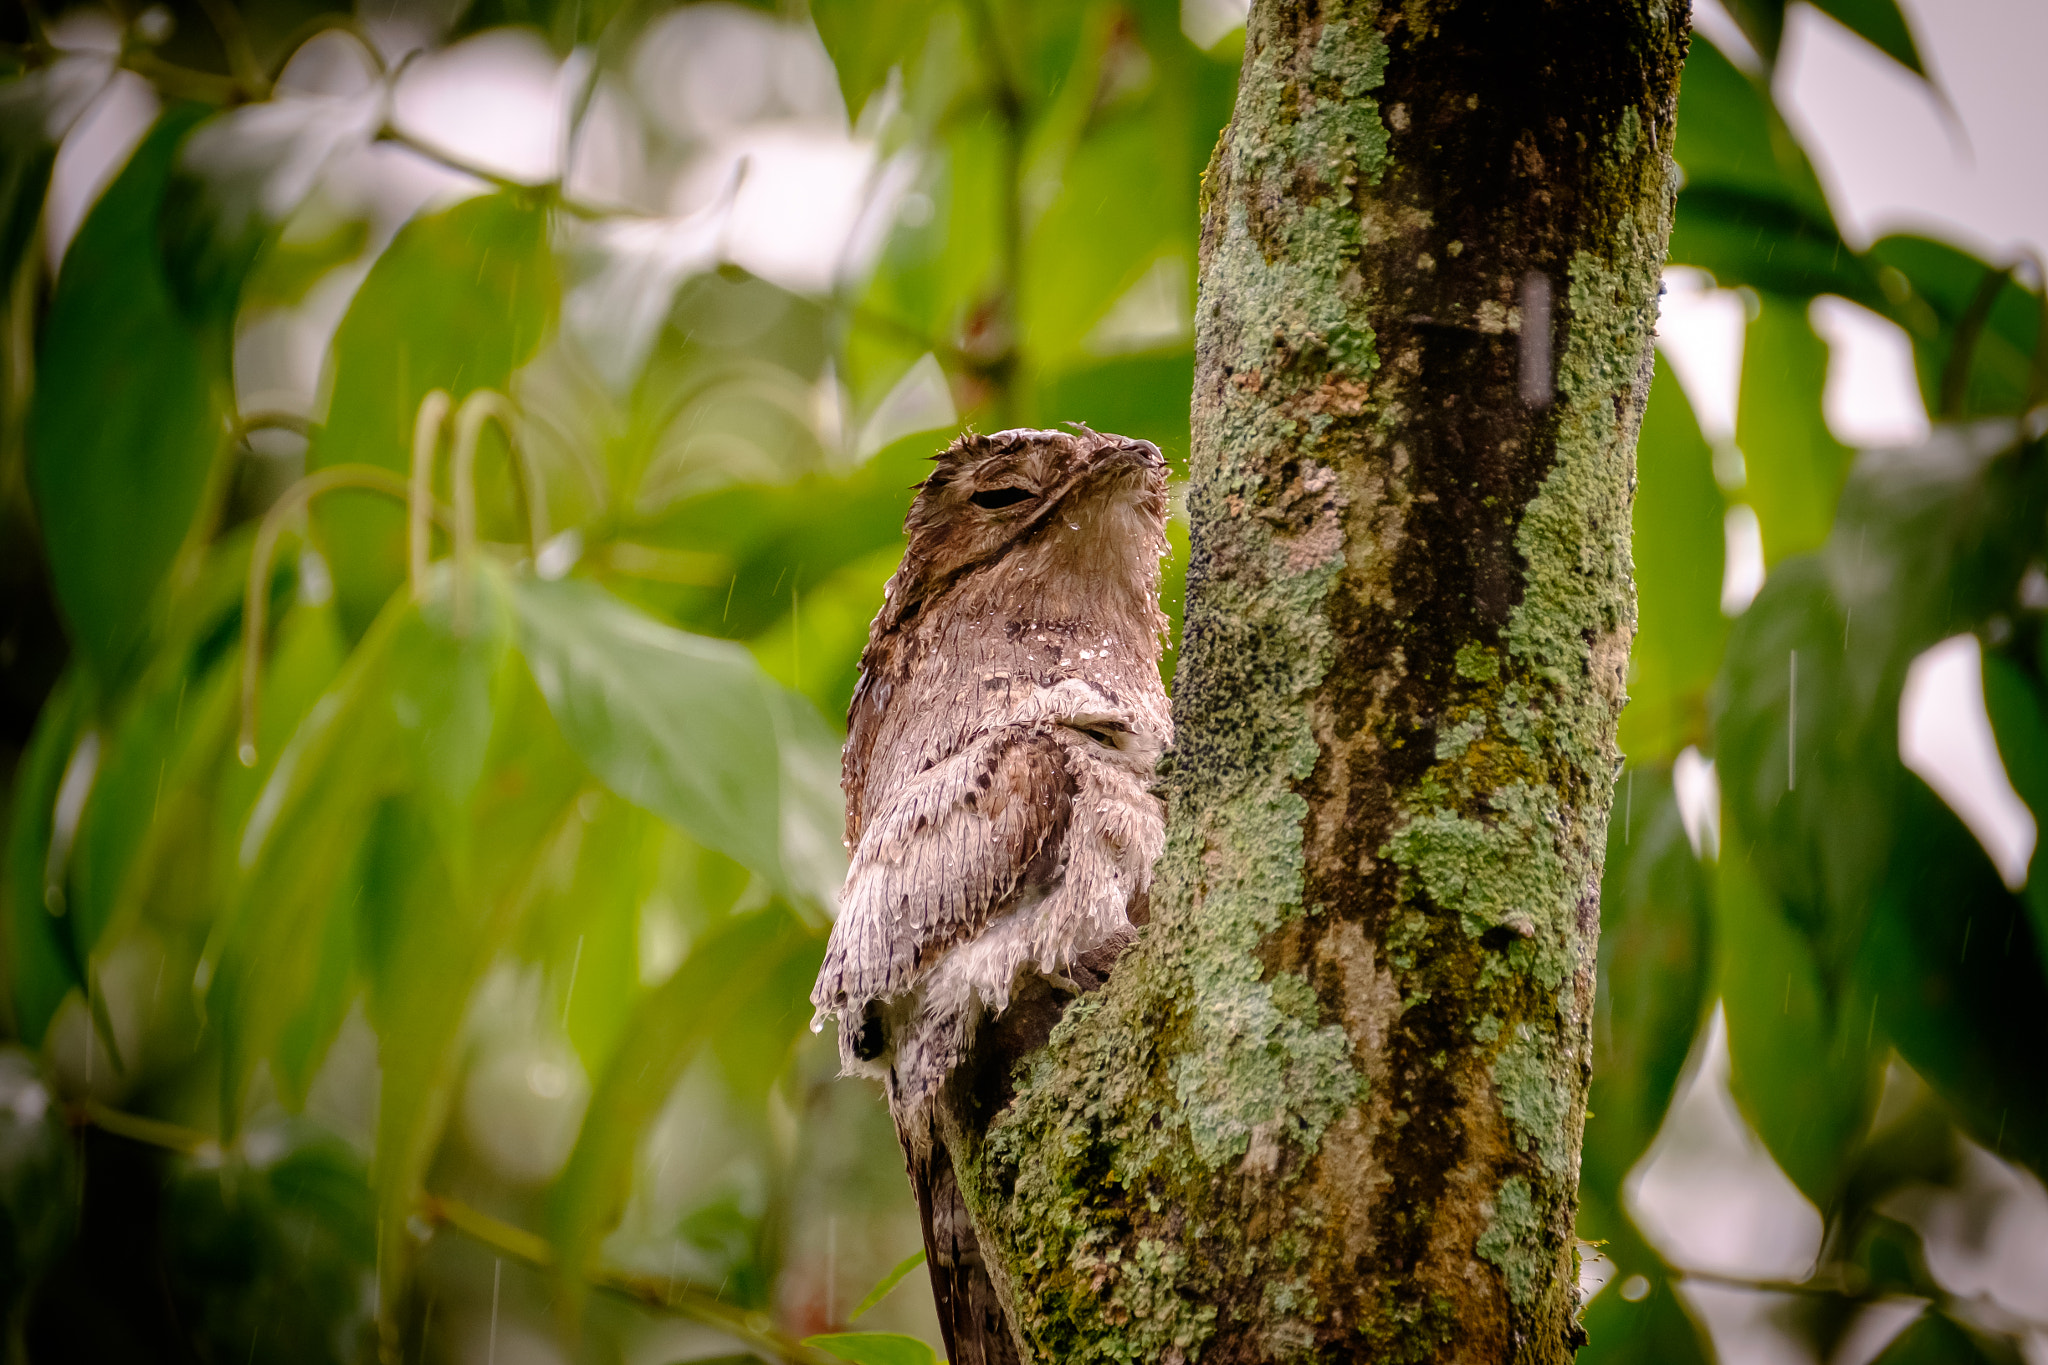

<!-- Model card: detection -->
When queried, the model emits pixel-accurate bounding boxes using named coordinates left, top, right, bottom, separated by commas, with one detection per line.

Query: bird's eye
left=969, top=486, right=1034, bottom=510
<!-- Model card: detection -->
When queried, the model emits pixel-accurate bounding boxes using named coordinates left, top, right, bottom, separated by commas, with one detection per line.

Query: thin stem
left=119, top=50, right=254, bottom=104
left=416, top=1197, right=844, bottom=1365
left=410, top=389, right=453, bottom=600
left=455, top=389, right=548, bottom=558
left=1940, top=261, right=2013, bottom=420
left=76, top=1099, right=215, bottom=1156
left=375, top=124, right=647, bottom=222
left=191, top=0, right=267, bottom=96
left=2021, top=248, right=2048, bottom=414
left=240, top=465, right=445, bottom=765
left=448, top=389, right=547, bottom=634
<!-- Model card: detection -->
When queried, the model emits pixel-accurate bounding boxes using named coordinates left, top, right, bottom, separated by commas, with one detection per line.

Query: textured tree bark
left=941, top=2, right=1686, bottom=1361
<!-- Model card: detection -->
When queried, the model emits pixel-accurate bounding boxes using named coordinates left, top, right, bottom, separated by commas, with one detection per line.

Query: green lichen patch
left=1476, top=1176, right=1544, bottom=1308
left=1383, top=782, right=1570, bottom=950
left=1434, top=712, right=1486, bottom=760
left=1220, top=6, right=1390, bottom=380
left=1494, top=1026, right=1574, bottom=1178
left=1164, top=786, right=1362, bottom=1169
left=1455, top=641, right=1501, bottom=683
left=1502, top=248, right=1653, bottom=783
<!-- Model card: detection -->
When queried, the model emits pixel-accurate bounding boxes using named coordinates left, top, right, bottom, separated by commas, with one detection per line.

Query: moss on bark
left=944, top=3, right=1687, bottom=1361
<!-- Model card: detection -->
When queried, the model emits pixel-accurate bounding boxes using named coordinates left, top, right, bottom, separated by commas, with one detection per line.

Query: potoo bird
left=811, top=425, right=1173, bottom=1364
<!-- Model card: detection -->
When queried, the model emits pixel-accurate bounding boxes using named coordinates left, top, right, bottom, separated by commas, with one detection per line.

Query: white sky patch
left=1721, top=505, right=1765, bottom=616
left=1885, top=1140, right=2048, bottom=1327
left=1899, top=634, right=2037, bottom=889
left=391, top=27, right=565, bottom=185
left=1629, top=1008, right=1825, bottom=1282
left=1778, top=0, right=2048, bottom=261
left=1810, top=295, right=1931, bottom=449
left=1672, top=745, right=1721, bottom=861
left=44, top=69, right=157, bottom=271
left=677, top=126, right=880, bottom=295
left=1689, top=0, right=1763, bottom=72
left=1656, top=268, right=1746, bottom=443
left=564, top=77, right=655, bottom=212
left=1181, top=0, right=1250, bottom=49
left=632, top=2, right=845, bottom=141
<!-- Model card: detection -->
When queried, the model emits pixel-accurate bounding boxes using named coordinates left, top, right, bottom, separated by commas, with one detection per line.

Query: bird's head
left=880, top=425, right=1170, bottom=630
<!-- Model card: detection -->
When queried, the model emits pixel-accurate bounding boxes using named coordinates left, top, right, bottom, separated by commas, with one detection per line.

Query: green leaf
left=1714, top=0, right=1927, bottom=85
left=2, top=670, right=88, bottom=1044
left=1713, top=560, right=1890, bottom=968
left=514, top=576, right=786, bottom=885
left=1720, top=0, right=1787, bottom=66
left=1713, top=427, right=2044, bottom=976
left=766, top=683, right=853, bottom=917
left=26, top=104, right=223, bottom=679
left=1670, top=185, right=1880, bottom=308
left=1575, top=1269, right=1711, bottom=1365
left=359, top=629, right=584, bottom=1350
left=850, top=115, right=1005, bottom=401
left=517, top=788, right=662, bottom=1072
left=1717, top=835, right=1883, bottom=1207
left=450, top=0, right=634, bottom=53
left=308, top=192, right=556, bottom=632
left=849, top=1249, right=927, bottom=1322
left=804, top=1332, right=941, bottom=1365
left=1736, top=292, right=1852, bottom=566
left=1665, top=39, right=1877, bottom=306
left=1868, top=1309, right=2026, bottom=1365
left=212, top=593, right=405, bottom=1132
left=1582, top=765, right=1713, bottom=1216
left=1017, top=42, right=1183, bottom=367
left=1982, top=649, right=2048, bottom=983
left=1621, top=356, right=1725, bottom=760
left=64, top=643, right=230, bottom=963
left=64, top=539, right=307, bottom=968
left=1868, top=235, right=2043, bottom=421
left=1040, top=352, right=1195, bottom=469
left=547, top=906, right=818, bottom=1317
left=270, top=864, right=362, bottom=1111
left=810, top=0, right=941, bottom=120
left=158, top=88, right=380, bottom=339
left=1807, top=0, right=1928, bottom=80
left=1671, top=38, right=1833, bottom=230
left=1860, top=779, right=2048, bottom=1179
left=638, top=438, right=930, bottom=641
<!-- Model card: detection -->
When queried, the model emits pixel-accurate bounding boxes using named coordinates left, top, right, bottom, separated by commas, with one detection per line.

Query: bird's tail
left=901, top=1106, right=1021, bottom=1365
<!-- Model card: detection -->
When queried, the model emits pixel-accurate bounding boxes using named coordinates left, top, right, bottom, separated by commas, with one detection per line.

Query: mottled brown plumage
left=811, top=425, right=1172, bottom=1363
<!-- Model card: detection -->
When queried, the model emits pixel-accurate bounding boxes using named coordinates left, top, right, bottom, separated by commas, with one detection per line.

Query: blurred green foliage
left=0, top=1, right=2043, bottom=1363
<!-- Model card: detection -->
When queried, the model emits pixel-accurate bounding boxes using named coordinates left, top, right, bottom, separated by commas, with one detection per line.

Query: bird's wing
left=813, top=724, right=1073, bottom=1017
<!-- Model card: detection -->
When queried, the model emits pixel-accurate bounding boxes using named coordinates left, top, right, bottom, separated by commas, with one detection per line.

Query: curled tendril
left=450, top=388, right=549, bottom=633
left=409, top=389, right=454, bottom=601
left=410, top=388, right=546, bottom=635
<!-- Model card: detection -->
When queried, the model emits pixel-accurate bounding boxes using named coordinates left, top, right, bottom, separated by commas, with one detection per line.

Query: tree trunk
left=942, top=2, right=1686, bottom=1360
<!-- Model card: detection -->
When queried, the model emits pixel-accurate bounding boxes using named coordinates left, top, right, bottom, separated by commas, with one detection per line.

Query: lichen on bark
left=945, top=4, right=1688, bottom=1361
